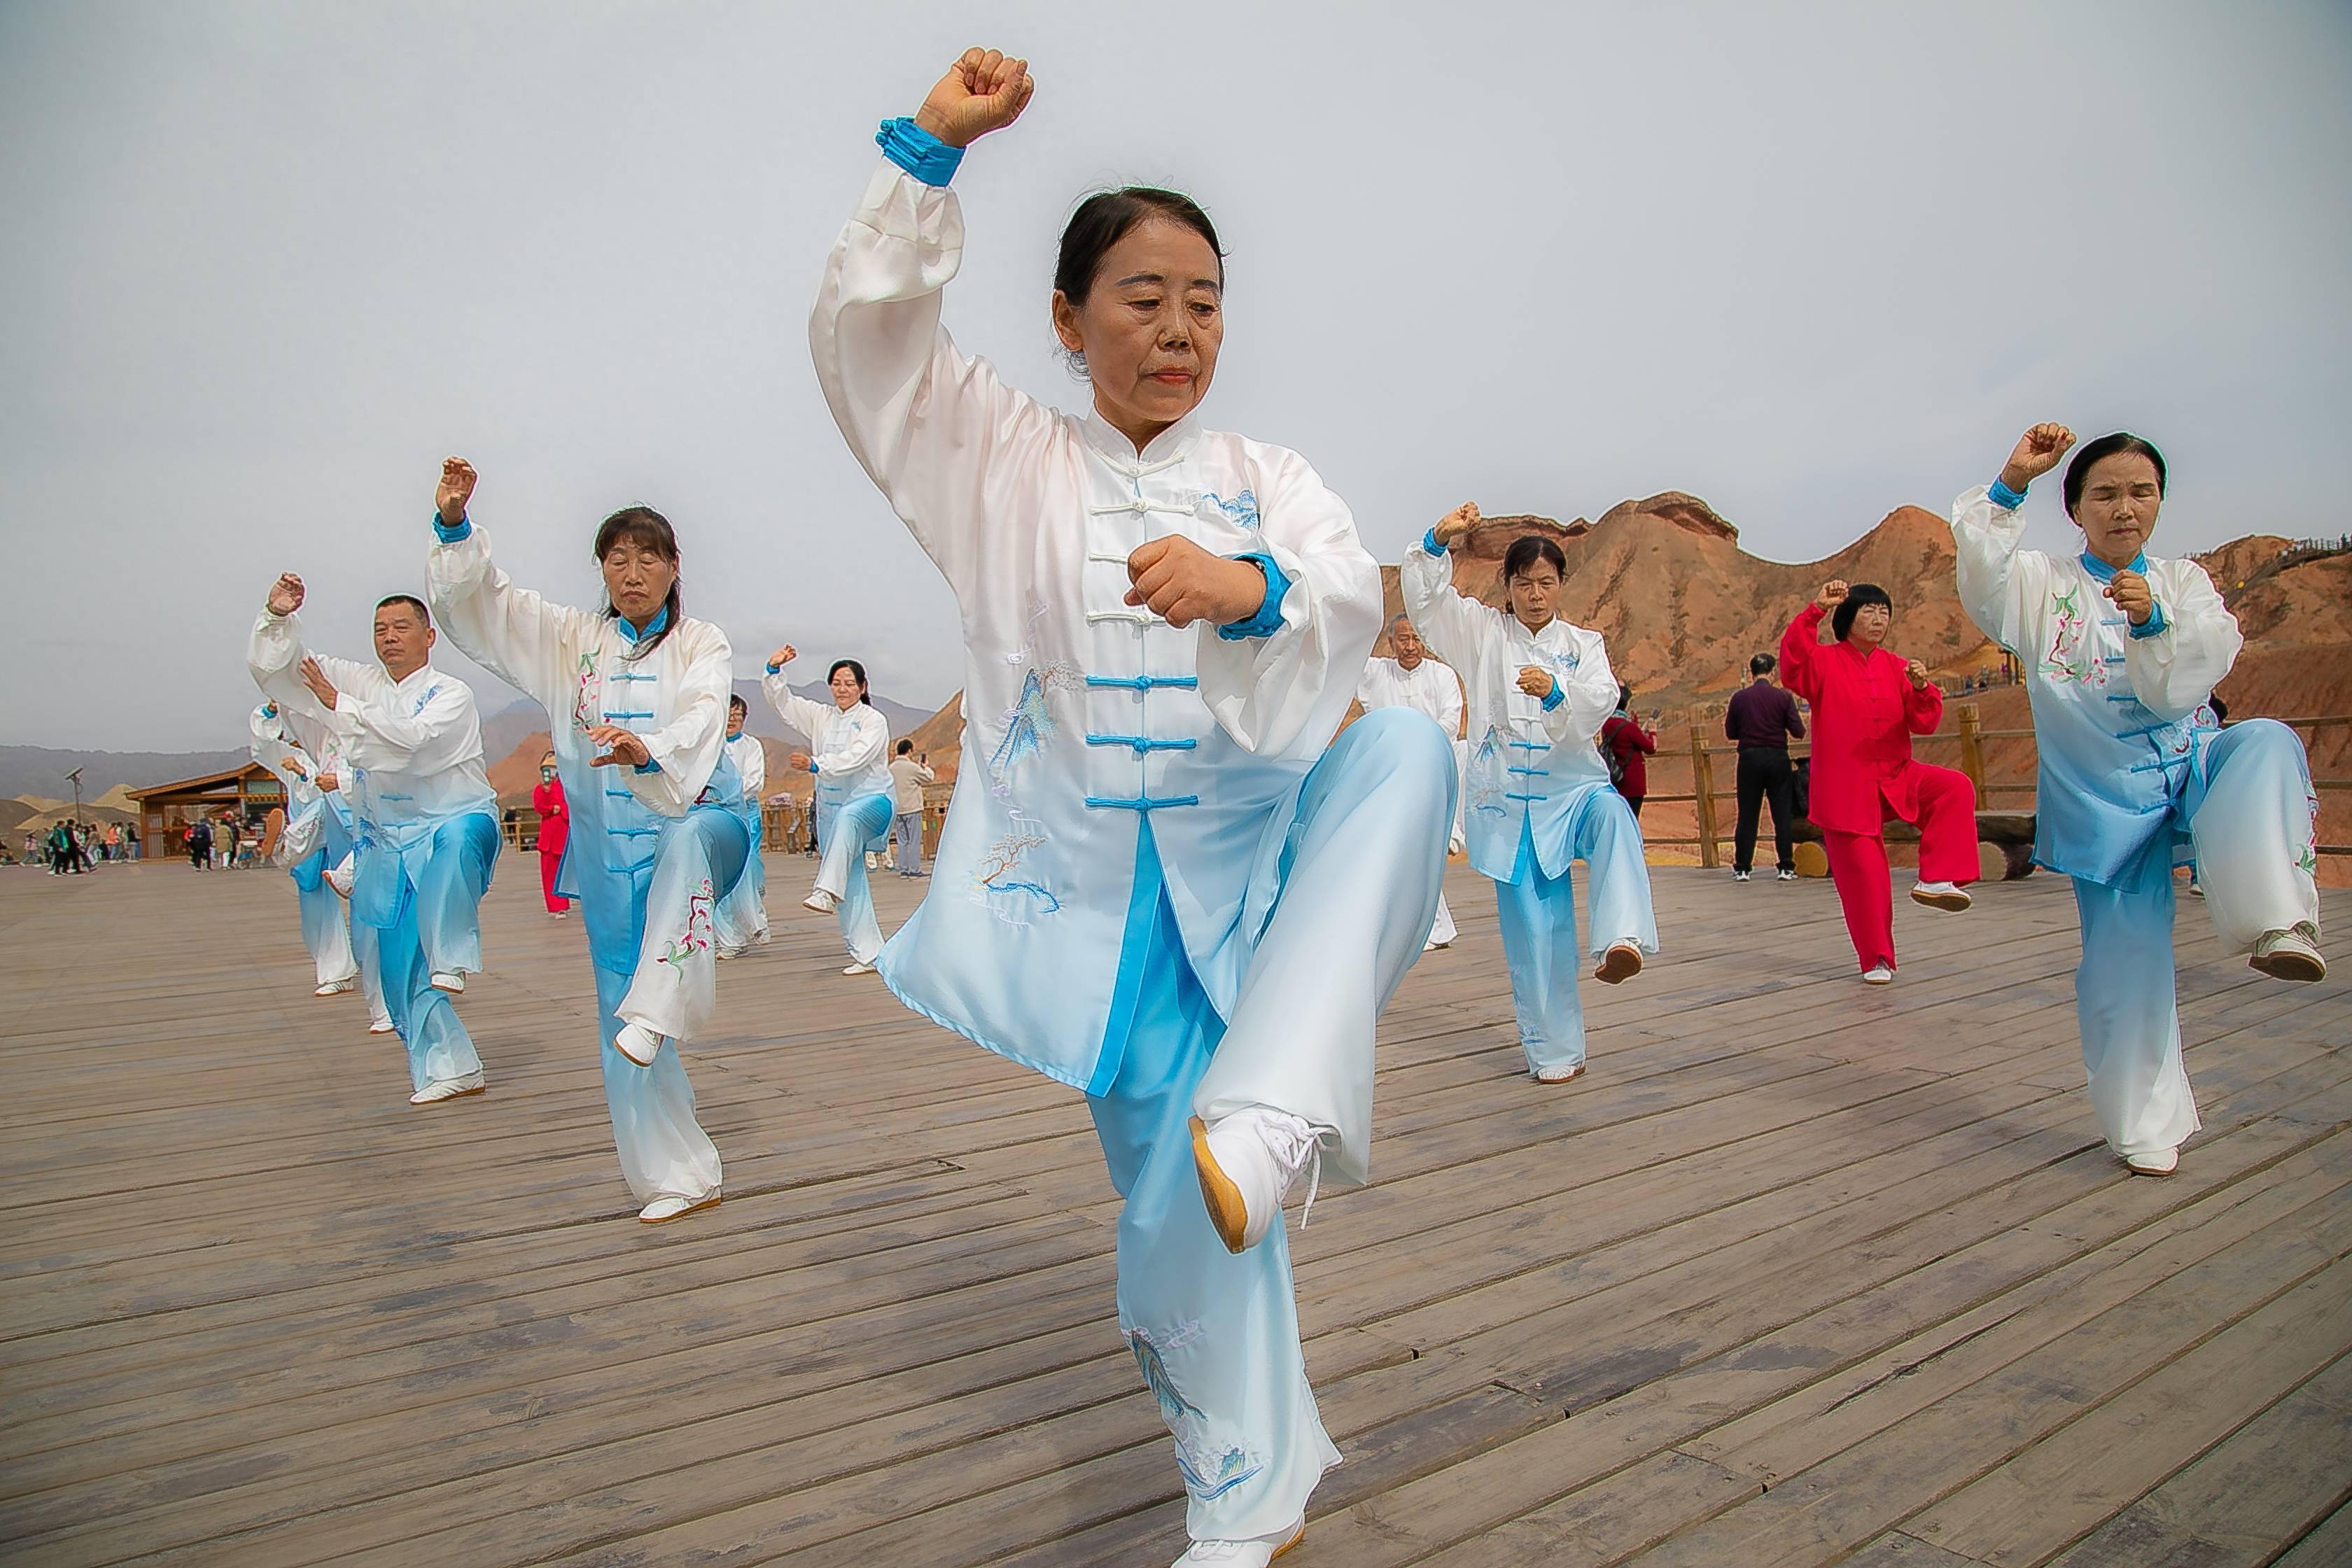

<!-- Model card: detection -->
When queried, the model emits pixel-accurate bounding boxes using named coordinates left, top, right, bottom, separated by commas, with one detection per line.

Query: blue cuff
left=764, top=662, right=781, bottom=676
left=633, top=757, right=662, bottom=775
left=876, top=117, right=964, bottom=186
left=808, top=761, right=820, bottom=775
left=432, top=510, right=472, bottom=543
left=1421, top=527, right=1447, bottom=558
left=1217, top=552, right=1292, bottom=641
left=1987, top=478, right=2028, bottom=511
left=2128, top=601, right=2169, bottom=640
left=1539, top=682, right=1566, bottom=712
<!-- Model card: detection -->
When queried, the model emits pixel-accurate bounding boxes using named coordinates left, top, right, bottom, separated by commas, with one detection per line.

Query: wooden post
left=1957, top=702, right=1986, bottom=796
left=1692, top=729, right=1721, bottom=869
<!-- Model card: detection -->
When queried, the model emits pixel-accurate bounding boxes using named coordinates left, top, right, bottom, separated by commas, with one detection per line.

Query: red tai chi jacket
left=1777, top=601, right=1946, bottom=836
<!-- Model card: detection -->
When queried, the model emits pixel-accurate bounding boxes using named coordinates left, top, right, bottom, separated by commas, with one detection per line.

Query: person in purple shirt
left=1726, top=652, right=1806, bottom=881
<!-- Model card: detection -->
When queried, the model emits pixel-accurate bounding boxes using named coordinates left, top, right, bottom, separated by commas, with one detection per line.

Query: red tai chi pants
left=1820, top=762, right=1977, bottom=972
left=539, top=848, right=568, bottom=913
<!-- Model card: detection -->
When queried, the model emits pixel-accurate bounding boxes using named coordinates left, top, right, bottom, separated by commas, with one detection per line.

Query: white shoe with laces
left=324, top=854, right=356, bottom=897
left=430, top=971, right=465, bottom=994
left=615, top=1022, right=663, bottom=1067
left=1190, top=1107, right=1326, bottom=1254
left=1910, top=881, right=1972, bottom=912
left=1535, top=1063, right=1586, bottom=1084
left=409, top=1071, right=485, bottom=1105
left=842, top=961, right=876, bottom=976
left=369, top=1018, right=398, bottom=1035
left=314, top=978, right=356, bottom=997
left=1171, top=1516, right=1306, bottom=1565
left=2250, top=924, right=2325, bottom=983
left=1862, top=964, right=1894, bottom=985
left=803, top=888, right=838, bottom=915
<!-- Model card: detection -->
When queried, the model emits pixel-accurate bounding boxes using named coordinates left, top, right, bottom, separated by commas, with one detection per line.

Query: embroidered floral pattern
left=1198, top=489, right=1260, bottom=530
left=988, top=601, right=1083, bottom=797
left=1466, top=729, right=1507, bottom=818
left=2038, top=585, right=2106, bottom=687
left=571, top=652, right=602, bottom=732
left=967, top=811, right=1060, bottom=923
left=656, top=877, right=715, bottom=968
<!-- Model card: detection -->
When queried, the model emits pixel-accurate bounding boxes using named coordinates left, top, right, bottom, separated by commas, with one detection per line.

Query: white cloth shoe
left=1189, top=1107, right=1324, bottom=1254
left=314, top=977, right=356, bottom=997
left=1862, top=964, right=1894, bottom=985
left=615, top=1022, right=663, bottom=1068
left=802, top=888, right=839, bottom=914
left=1172, top=1518, right=1306, bottom=1565
left=1910, top=881, right=1973, bottom=912
left=368, top=1018, right=398, bottom=1035
left=409, top=1071, right=485, bottom=1105
left=324, top=854, right=356, bottom=897
left=2250, top=924, right=2325, bottom=983
left=2125, top=1147, right=2180, bottom=1176
left=430, top=971, right=465, bottom=993
left=1594, top=942, right=1643, bottom=985
left=1535, top=1063, right=1586, bottom=1084
left=638, top=1192, right=720, bottom=1224
left=842, top=961, right=876, bottom=976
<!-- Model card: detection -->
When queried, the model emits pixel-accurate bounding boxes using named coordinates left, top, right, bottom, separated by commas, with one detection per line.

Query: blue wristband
left=1540, top=682, right=1565, bottom=712
left=1988, top=478, right=2028, bottom=511
left=1217, top=553, right=1292, bottom=641
left=2128, top=601, right=2169, bottom=640
left=876, top=117, right=964, bottom=187
left=432, top=510, right=472, bottom=543
left=1422, top=527, right=1447, bottom=558
left=764, top=663, right=780, bottom=676
left=633, top=757, right=662, bottom=775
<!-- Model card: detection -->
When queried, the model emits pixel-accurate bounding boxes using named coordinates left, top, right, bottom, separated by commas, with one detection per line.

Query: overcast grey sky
left=4, top=0, right=2348, bottom=751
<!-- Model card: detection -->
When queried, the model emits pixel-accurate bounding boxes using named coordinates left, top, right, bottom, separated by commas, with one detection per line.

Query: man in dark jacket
left=1726, top=652, right=1805, bottom=881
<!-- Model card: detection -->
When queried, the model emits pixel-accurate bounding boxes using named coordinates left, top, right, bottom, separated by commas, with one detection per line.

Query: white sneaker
left=1535, top=1063, right=1585, bottom=1084
left=1189, top=1107, right=1324, bottom=1254
left=1594, top=942, right=1643, bottom=985
left=1862, top=964, right=1895, bottom=985
left=615, top=1022, right=663, bottom=1067
left=2125, top=1147, right=2179, bottom=1176
left=842, top=961, right=876, bottom=976
left=802, top=888, right=839, bottom=915
left=638, top=1192, right=720, bottom=1224
left=1172, top=1518, right=1306, bottom=1565
left=409, top=1072, right=485, bottom=1105
left=324, top=854, right=356, bottom=897
left=1732, top=869, right=1751, bottom=883
left=314, top=978, right=356, bottom=997
left=430, top=971, right=465, bottom=994
left=2250, top=924, right=2325, bottom=983
left=1777, top=869, right=1798, bottom=882
left=1422, top=937, right=1451, bottom=952
left=1910, top=881, right=1973, bottom=912
left=369, top=1018, right=398, bottom=1035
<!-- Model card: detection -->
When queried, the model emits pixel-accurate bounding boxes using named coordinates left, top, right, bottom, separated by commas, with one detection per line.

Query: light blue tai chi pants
left=288, top=807, right=358, bottom=990
left=359, top=812, right=498, bottom=1093
left=1093, top=707, right=1452, bottom=1543
left=1492, top=790, right=1658, bottom=1075
left=815, top=790, right=895, bottom=964
left=2071, top=718, right=2321, bottom=1158
left=580, top=806, right=748, bottom=1205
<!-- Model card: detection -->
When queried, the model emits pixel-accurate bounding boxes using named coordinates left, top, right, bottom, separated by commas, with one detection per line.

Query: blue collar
left=615, top=606, right=671, bottom=642
left=2078, top=550, right=2148, bottom=582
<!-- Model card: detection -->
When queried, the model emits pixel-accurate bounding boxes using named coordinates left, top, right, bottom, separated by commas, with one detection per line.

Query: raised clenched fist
left=267, top=573, right=304, bottom=617
left=766, top=644, right=797, bottom=671
left=1432, top=501, right=1480, bottom=546
left=1816, top=580, right=1848, bottom=612
left=914, top=48, right=1035, bottom=149
left=2000, top=424, right=2075, bottom=493
left=437, top=457, right=477, bottom=526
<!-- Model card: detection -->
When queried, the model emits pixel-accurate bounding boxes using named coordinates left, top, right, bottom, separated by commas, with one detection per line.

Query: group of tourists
left=227, top=48, right=2327, bottom=1565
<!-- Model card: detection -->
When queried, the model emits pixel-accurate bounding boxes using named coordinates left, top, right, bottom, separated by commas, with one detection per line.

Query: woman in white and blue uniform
left=1401, top=503, right=1659, bottom=1084
left=1953, top=424, right=2325, bottom=1177
left=248, top=699, right=392, bottom=1032
left=761, top=650, right=894, bottom=974
left=713, top=694, right=771, bottom=958
left=810, top=50, right=1453, bottom=1567
left=427, top=458, right=748, bottom=1224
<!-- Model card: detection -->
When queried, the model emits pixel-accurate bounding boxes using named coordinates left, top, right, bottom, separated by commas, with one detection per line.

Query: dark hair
left=1056, top=188, right=1224, bottom=304
left=727, top=693, right=747, bottom=715
left=594, top=505, right=682, bottom=659
left=1502, top=536, right=1568, bottom=584
left=895, top=738, right=913, bottom=755
left=1616, top=683, right=1633, bottom=710
left=2062, top=433, right=2167, bottom=519
left=828, top=658, right=870, bottom=706
left=1830, top=582, right=1894, bottom=642
left=1749, top=652, right=1777, bottom=677
left=374, top=594, right=430, bottom=627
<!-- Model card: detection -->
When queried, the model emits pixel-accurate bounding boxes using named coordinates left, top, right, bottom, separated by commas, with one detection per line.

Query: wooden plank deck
left=1, top=852, right=2346, bottom=1567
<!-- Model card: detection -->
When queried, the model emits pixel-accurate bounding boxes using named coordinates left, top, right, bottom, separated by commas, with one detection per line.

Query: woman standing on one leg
left=428, top=458, right=747, bottom=1224
left=1954, top=424, right=2325, bottom=1177
left=810, top=50, right=1452, bottom=1564
left=1778, top=580, right=1978, bottom=983
left=713, top=695, right=772, bottom=957
left=762, top=650, right=892, bottom=974
left=1403, top=505, right=1659, bottom=1086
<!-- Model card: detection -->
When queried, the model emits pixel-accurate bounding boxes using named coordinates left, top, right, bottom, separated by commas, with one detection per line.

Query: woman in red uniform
left=531, top=753, right=571, bottom=916
left=1779, top=580, right=1976, bottom=983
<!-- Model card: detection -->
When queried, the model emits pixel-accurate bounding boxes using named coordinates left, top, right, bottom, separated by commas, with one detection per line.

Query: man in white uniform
left=1356, top=613, right=1466, bottom=948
